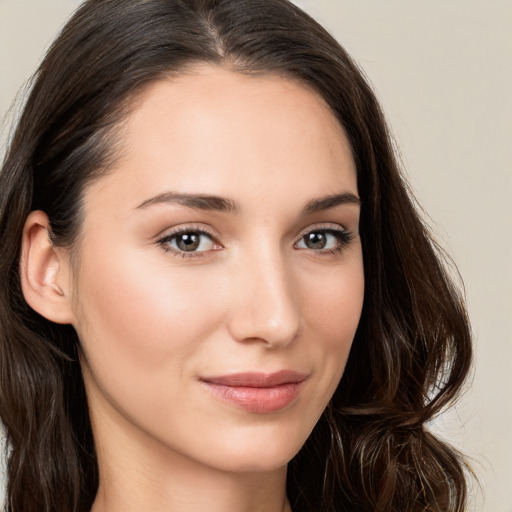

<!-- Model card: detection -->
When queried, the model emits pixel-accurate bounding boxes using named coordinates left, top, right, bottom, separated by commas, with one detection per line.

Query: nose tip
left=226, top=260, right=301, bottom=349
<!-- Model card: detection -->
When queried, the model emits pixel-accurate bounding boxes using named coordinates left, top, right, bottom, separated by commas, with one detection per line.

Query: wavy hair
left=0, top=0, right=472, bottom=510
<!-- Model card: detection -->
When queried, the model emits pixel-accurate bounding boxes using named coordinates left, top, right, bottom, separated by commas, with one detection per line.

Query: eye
left=295, top=227, right=352, bottom=253
left=158, top=228, right=220, bottom=255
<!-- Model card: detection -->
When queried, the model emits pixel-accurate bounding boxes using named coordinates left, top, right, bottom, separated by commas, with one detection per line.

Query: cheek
left=302, top=256, right=364, bottom=346
left=73, top=244, right=224, bottom=382
left=296, top=250, right=364, bottom=399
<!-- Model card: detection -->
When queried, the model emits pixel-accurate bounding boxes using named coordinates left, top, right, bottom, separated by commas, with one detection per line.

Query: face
left=70, top=65, right=364, bottom=473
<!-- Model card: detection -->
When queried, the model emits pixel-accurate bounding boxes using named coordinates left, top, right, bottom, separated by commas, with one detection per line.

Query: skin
left=23, top=65, right=364, bottom=512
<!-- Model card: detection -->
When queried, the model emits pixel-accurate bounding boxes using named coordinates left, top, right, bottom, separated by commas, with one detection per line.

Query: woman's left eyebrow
left=302, top=192, right=360, bottom=214
left=134, top=191, right=360, bottom=214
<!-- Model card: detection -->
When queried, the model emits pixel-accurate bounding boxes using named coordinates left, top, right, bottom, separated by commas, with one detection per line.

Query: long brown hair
left=0, top=0, right=472, bottom=510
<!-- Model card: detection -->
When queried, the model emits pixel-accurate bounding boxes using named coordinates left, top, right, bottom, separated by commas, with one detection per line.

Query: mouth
left=200, top=370, right=308, bottom=414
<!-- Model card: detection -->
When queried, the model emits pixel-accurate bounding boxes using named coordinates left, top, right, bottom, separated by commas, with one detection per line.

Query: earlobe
left=20, top=210, right=75, bottom=324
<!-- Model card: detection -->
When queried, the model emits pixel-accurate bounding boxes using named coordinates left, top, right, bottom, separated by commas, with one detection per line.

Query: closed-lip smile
left=200, top=370, right=308, bottom=413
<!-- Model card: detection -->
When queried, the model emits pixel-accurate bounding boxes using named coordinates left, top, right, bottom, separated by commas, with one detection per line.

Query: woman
left=0, top=0, right=472, bottom=511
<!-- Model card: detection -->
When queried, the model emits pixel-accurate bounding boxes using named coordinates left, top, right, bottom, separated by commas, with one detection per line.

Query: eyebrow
left=136, top=192, right=240, bottom=214
left=302, top=192, right=360, bottom=214
left=135, top=191, right=360, bottom=214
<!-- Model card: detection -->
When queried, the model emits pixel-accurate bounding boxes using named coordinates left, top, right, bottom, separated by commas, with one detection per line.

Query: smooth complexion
left=23, top=65, right=364, bottom=512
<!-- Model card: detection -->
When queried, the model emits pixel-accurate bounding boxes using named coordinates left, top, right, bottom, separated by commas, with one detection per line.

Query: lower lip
left=201, top=381, right=304, bottom=413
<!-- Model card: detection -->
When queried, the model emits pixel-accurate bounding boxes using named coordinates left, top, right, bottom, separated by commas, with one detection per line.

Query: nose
left=226, top=248, right=301, bottom=349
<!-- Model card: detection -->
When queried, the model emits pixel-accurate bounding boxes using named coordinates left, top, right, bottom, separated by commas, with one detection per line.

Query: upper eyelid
left=296, top=223, right=349, bottom=238
left=155, top=222, right=351, bottom=246
left=156, top=224, right=219, bottom=241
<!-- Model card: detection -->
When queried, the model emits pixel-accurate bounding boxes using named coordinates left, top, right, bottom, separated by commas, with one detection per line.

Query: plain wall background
left=1, top=1, right=511, bottom=511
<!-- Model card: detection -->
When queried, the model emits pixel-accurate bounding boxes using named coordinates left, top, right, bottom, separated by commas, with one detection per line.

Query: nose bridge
left=227, top=239, right=301, bottom=347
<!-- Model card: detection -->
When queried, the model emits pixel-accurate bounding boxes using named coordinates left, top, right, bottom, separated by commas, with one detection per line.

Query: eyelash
left=298, top=226, right=354, bottom=257
left=157, top=226, right=219, bottom=259
left=156, top=224, right=354, bottom=260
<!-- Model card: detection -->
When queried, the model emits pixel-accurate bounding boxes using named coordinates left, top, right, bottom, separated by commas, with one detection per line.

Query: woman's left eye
left=158, top=229, right=218, bottom=255
left=295, top=228, right=351, bottom=252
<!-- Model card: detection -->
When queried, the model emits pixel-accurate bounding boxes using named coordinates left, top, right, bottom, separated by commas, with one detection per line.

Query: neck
left=91, top=467, right=291, bottom=512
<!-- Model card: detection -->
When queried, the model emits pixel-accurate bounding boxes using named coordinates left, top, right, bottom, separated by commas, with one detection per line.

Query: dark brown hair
left=0, top=0, right=472, bottom=511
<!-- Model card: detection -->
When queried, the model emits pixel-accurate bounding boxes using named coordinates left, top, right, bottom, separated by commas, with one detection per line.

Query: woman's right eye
left=157, top=229, right=220, bottom=257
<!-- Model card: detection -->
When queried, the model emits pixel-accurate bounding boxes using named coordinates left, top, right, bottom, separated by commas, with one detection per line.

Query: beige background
left=1, top=1, right=511, bottom=511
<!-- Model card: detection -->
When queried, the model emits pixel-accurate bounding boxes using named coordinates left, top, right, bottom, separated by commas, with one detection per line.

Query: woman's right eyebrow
left=135, top=192, right=240, bottom=214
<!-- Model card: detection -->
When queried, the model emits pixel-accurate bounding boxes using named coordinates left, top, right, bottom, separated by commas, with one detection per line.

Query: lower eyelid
left=294, top=228, right=353, bottom=252
left=157, top=229, right=211, bottom=250
left=157, top=226, right=352, bottom=257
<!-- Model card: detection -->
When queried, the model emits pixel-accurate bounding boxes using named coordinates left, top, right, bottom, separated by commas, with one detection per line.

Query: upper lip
left=200, top=370, right=308, bottom=388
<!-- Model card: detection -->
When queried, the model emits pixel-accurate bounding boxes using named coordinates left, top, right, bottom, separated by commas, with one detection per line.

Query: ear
left=20, top=210, right=75, bottom=324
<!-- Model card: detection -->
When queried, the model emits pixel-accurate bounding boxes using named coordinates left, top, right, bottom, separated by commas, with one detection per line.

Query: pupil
left=306, top=232, right=326, bottom=249
left=177, top=233, right=200, bottom=251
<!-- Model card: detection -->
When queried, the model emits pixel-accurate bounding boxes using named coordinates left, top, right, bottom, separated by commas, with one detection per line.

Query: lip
left=200, top=370, right=308, bottom=414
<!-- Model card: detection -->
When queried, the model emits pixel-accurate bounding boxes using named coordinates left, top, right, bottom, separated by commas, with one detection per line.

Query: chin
left=186, top=420, right=314, bottom=474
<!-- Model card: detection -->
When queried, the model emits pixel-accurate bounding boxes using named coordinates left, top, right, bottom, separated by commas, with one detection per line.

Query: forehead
left=84, top=65, right=357, bottom=216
